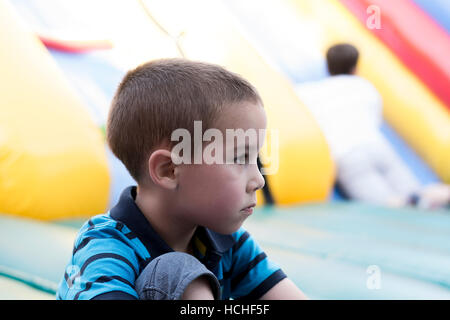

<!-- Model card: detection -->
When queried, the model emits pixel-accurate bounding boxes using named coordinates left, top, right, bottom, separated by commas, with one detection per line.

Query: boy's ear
left=148, top=149, right=178, bottom=190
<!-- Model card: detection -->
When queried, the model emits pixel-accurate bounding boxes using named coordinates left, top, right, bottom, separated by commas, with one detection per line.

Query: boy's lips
left=241, top=203, right=256, bottom=214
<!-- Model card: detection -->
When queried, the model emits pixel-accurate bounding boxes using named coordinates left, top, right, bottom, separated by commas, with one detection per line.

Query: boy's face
left=174, top=101, right=267, bottom=234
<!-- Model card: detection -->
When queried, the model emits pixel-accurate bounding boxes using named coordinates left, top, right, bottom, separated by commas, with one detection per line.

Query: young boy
left=57, top=58, right=307, bottom=300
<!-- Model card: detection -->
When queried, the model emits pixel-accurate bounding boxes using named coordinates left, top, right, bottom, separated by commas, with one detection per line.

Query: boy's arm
left=91, top=291, right=137, bottom=300
left=259, top=278, right=308, bottom=300
left=58, top=226, right=140, bottom=300
left=228, top=228, right=307, bottom=300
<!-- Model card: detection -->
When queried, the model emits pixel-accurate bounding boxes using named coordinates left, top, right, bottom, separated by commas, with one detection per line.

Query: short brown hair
left=326, top=43, right=359, bottom=75
left=107, top=58, right=262, bottom=184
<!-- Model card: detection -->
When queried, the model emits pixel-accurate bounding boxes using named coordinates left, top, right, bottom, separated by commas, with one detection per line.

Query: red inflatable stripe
left=340, top=0, right=450, bottom=111
left=39, top=35, right=113, bottom=53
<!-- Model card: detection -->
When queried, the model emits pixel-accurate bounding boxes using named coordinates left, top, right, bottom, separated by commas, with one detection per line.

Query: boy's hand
left=182, top=275, right=216, bottom=300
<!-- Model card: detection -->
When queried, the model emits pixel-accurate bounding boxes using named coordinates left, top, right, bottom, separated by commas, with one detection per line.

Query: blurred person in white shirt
left=296, top=43, right=449, bottom=209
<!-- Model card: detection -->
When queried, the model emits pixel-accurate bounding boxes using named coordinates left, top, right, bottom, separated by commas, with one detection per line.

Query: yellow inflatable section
left=0, top=0, right=110, bottom=220
left=288, top=0, right=450, bottom=182
left=137, top=0, right=335, bottom=204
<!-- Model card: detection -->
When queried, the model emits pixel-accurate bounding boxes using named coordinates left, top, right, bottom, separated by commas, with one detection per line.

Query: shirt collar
left=109, top=186, right=235, bottom=261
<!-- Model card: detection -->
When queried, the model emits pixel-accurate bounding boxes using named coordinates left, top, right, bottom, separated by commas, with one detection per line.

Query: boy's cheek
left=202, top=163, right=241, bottom=181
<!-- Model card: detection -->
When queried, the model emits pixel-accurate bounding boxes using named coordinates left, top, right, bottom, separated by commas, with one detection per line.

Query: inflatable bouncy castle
left=0, top=0, right=449, bottom=299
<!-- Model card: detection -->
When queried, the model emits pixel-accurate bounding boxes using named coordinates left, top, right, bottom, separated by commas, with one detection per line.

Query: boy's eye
left=234, top=153, right=249, bottom=164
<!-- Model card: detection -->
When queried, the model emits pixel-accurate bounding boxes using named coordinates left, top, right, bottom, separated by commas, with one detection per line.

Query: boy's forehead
left=214, top=102, right=267, bottom=152
left=215, top=101, right=266, bottom=131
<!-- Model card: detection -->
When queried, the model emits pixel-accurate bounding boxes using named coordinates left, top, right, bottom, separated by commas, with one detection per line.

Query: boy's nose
left=247, top=164, right=265, bottom=193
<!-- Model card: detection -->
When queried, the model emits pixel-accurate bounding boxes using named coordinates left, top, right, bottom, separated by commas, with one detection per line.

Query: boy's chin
left=204, top=222, right=243, bottom=235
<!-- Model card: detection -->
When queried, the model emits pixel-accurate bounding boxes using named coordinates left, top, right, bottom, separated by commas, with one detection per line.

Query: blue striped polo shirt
left=57, top=186, right=286, bottom=300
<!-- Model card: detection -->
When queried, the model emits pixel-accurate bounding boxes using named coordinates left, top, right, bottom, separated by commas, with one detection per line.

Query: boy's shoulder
left=59, top=213, right=144, bottom=300
left=73, top=212, right=146, bottom=257
left=78, top=213, right=116, bottom=233
left=76, top=213, right=122, bottom=240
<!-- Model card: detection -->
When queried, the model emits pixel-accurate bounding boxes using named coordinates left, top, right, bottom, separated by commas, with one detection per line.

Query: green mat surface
left=1, top=202, right=449, bottom=299
left=244, top=203, right=450, bottom=299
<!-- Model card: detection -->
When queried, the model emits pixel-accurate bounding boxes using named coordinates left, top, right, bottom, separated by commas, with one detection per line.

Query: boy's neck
left=135, top=185, right=197, bottom=254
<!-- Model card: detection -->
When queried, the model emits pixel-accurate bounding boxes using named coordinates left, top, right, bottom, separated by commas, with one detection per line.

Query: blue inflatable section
left=413, top=0, right=450, bottom=34
left=48, top=50, right=123, bottom=127
left=379, top=122, right=440, bottom=185
left=224, top=0, right=328, bottom=83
